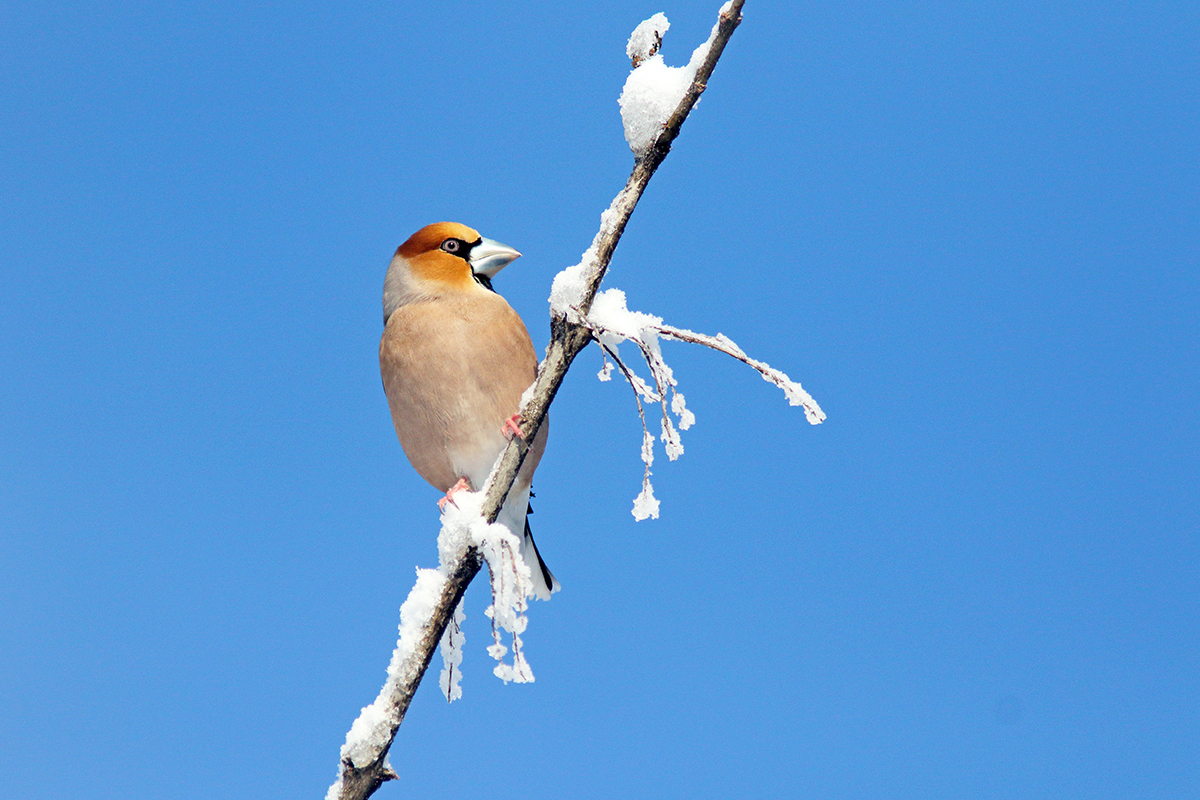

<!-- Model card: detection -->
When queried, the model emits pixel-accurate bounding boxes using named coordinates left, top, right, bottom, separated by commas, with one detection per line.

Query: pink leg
left=438, top=477, right=473, bottom=512
left=501, top=413, right=525, bottom=441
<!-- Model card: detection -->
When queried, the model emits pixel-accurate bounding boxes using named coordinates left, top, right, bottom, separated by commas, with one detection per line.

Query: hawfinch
left=379, top=222, right=558, bottom=600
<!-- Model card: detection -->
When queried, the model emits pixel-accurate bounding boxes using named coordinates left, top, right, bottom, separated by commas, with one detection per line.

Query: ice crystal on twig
left=581, top=287, right=824, bottom=518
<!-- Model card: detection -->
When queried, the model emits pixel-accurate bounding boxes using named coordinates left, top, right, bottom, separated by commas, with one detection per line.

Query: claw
left=501, top=413, right=524, bottom=441
left=438, top=477, right=473, bottom=512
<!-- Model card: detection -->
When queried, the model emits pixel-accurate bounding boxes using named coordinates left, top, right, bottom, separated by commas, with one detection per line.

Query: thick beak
left=469, top=237, right=522, bottom=278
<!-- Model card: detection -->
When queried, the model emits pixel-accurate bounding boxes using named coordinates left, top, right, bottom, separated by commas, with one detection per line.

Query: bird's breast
left=379, top=292, right=540, bottom=492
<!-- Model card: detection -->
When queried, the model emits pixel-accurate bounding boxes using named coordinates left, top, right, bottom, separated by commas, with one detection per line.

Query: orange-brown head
left=383, top=222, right=521, bottom=322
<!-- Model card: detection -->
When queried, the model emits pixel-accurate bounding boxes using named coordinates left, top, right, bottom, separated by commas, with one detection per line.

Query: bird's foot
left=438, top=477, right=473, bottom=513
left=501, top=413, right=525, bottom=441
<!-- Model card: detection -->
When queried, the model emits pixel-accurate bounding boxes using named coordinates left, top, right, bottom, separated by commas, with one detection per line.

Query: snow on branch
left=654, top=324, right=826, bottom=425
left=576, top=287, right=825, bottom=519
left=328, top=4, right=748, bottom=799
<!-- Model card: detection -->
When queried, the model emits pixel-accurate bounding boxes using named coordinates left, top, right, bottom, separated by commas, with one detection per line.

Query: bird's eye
left=441, top=239, right=461, bottom=254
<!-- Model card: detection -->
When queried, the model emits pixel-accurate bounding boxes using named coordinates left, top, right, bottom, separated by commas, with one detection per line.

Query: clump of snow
left=549, top=263, right=587, bottom=317
left=550, top=207, right=618, bottom=316
left=619, top=52, right=692, bottom=155
left=591, top=287, right=664, bottom=338
left=618, top=4, right=731, bottom=156
left=598, top=353, right=614, bottom=381
left=632, top=479, right=660, bottom=521
left=626, top=12, right=668, bottom=65
left=671, top=391, right=696, bottom=429
left=437, top=488, right=482, bottom=565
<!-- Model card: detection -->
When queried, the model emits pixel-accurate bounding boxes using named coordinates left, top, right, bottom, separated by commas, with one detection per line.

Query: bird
left=379, top=222, right=558, bottom=600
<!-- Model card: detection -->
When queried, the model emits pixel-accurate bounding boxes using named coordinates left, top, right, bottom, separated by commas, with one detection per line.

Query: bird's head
left=383, top=222, right=522, bottom=322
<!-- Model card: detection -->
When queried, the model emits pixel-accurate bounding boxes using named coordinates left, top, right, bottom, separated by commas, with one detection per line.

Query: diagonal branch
left=329, top=4, right=746, bottom=798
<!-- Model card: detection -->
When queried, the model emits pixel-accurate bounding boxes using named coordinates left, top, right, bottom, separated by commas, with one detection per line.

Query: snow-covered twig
left=654, top=323, right=825, bottom=425
left=597, top=341, right=661, bottom=520
left=576, top=290, right=824, bottom=518
left=328, top=4, right=747, bottom=799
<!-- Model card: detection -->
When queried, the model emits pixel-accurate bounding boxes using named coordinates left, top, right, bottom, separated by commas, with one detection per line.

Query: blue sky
left=2, top=1, right=1196, bottom=798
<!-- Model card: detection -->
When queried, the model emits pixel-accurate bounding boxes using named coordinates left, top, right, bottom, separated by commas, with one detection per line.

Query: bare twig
left=328, top=3, right=746, bottom=798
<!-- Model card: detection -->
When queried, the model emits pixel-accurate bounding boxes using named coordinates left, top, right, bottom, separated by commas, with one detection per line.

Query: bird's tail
left=522, top=515, right=559, bottom=601
left=500, top=485, right=559, bottom=601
